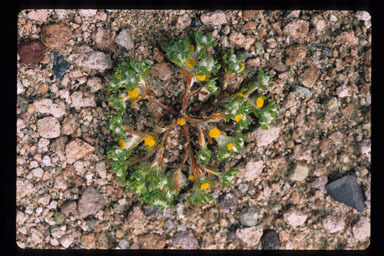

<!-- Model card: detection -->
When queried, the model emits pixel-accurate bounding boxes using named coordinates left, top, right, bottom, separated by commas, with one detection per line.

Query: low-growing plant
left=106, top=31, right=278, bottom=209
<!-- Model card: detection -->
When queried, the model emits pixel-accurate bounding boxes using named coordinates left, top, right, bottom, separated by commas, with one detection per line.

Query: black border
left=9, top=0, right=374, bottom=256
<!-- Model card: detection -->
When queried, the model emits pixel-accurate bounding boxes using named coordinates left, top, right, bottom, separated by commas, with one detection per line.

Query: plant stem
left=181, top=70, right=195, bottom=113
left=153, top=99, right=178, bottom=115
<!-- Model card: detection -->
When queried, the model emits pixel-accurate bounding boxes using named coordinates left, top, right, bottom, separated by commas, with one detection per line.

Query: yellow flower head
left=196, top=74, right=206, bottom=81
left=186, top=58, right=196, bottom=68
left=115, top=72, right=121, bottom=79
left=239, top=63, right=245, bottom=71
left=144, top=135, right=156, bottom=147
left=256, top=96, right=264, bottom=108
left=137, top=185, right=142, bottom=189
left=118, top=139, right=126, bottom=148
left=234, top=114, right=242, bottom=123
left=200, top=182, right=210, bottom=190
left=208, top=128, right=220, bottom=139
left=177, top=118, right=186, bottom=126
left=188, top=175, right=195, bottom=181
left=189, top=44, right=195, bottom=52
left=128, top=88, right=139, bottom=99
left=227, top=143, right=234, bottom=150
left=235, top=92, right=243, bottom=98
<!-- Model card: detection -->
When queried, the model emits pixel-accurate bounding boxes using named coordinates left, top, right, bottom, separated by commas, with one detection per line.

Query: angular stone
left=352, top=217, right=370, bottom=241
left=336, top=31, right=357, bottom=46
left=41, top=24, right=72, bottom=49
left=290, top=162, right=309, bottom=182
left=229, top=32, right=245, bottom=47
left=294, top=86, right=312, bottom=99
left=283, top=20, right=309, bottom=40
left=59, top=234, right=74, bottom=248
left=18, top=40, right=46, bottom=68
left=65, top=138, right=95, bottom=164
left=311, top=15, right=327, bottom=33
left=53, top=55, right=71, bottom=79
left=236, top=226, right=263, bottom=247
left=243, top=160, right=264, bottom=182
left=81, top=233, right=96, bottom=249
left=127, top=206, right=148, bottom=235
left=325, top=175, right=365, bottom=212
left=311, top=176, right=328, bottom=190
left=115, top=29, right=134, bottom=50
left=322, top=216, right=345, bottom=233
left=68, top=45, right=112, bottom=71
left=87, top=77, right=102, bottom=92
left=61, top=201, right=77, bottom=216
left=50, top=136, right=68, bottom=162
left=79, top=9, right=97, bottom=17
left=138, top=234, right=166, bottom=249
left=284, top=209, right=308, bottom=226
left=78, top=187, right=104, bottom=218
left=27, top=9, right=49, bottom=22
left=150, top=63, right=173, bottom=81
left=300, top=65, right=319, bottom=88
left=95, top=161, right=107, bottom=179
left=172, top=230, right=199, bottom=249
left=33, top=98, right=66, bottom=118
left=70, top=91, right=96, bottom=110
left=61, top=117, right=79, bottom=135
left=239, top=206, right=259, bottom=226
left=248, top=126, right=281, bottom=147
left=176, top=14, right=192, bottom=30
left=92, top=29, right=116, bottom=52
left=37, top=116, right=61, bottom=138
left=218, top=193, right=238, bottom=209
left=17, top=178, right=35, bottom=200
left=200, top=11, right=227, bottom=26
left=260, top=230, right=281, bottom=249
left=242, top=10, right=258, bottom=19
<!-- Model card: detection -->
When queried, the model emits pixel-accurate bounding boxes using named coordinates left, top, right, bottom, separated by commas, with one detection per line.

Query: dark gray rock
left=219, top=193, right=238, bottom=209
left=52, top=52, right=71, bottom=79
left=325, top=175, right=365, bottom=212
left=260, top=229, right=281, bottom=249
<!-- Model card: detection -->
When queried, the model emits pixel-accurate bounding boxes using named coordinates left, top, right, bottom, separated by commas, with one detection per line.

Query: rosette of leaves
left=105, top=30, right=279, bottom=209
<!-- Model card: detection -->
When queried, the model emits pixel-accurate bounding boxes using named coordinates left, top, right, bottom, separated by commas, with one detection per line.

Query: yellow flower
left=137, top=185, right=142, bottom=189
left=186, top=58, right=196, bottom=68
left=256, top=96, right=264, bottom=108
left=188, top=175, right=195, bottom=181
left=234, top=114, right=242, bottom=123
left=200, top=182, right=210, bottom=190
left=189, top=44, right=195, bottom=52
left=115, top=72, right=121, bottom=79
left=128, top=88, right=139, bottom=99
left=177, top=118, right=186, bottom=126
left=144, top=135, right=156, bottom=147
left=235, top=92, right=243, bottom=98
left=118, top=139, right=126, bottom=148
left=196, top=74, right=206, bottom=81
left=227, top=143, right=234, bottom=150
left=208, top=128, right=220, bottom=139
left=239, top=63, right=245, bottom=72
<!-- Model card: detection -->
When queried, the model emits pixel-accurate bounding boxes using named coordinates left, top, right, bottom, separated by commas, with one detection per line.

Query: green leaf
left=196, top=148, right=211, bottom=165
left=220, top=168, right=240, bottom=187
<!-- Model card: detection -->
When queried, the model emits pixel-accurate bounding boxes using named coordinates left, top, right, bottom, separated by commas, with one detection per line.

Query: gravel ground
left=16, top=9, right=371, bottom=249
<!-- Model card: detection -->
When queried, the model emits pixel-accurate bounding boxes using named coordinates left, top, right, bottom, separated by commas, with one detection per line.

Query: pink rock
left=65, top=138, right=95, bottom=164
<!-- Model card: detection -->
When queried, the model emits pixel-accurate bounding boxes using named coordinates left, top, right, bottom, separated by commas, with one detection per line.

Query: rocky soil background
left=16, top=9, right=371, bottom=249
